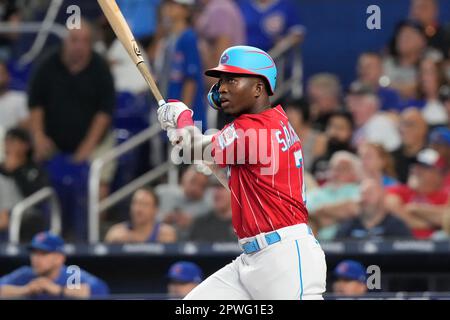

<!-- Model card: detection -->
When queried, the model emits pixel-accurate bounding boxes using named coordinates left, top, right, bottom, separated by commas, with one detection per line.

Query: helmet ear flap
left=207, top=82, right=222, bottom=110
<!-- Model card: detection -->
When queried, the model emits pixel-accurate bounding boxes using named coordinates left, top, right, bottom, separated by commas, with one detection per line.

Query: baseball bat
left=97, top=0, right=166, bottom=107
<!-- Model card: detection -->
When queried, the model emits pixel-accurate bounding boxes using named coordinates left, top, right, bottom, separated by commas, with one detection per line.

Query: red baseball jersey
left=211, top=105, right=308, bottom=239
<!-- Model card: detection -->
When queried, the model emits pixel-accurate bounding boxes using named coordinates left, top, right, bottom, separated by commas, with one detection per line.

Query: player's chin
left=221, top=104, right=238, bottom=115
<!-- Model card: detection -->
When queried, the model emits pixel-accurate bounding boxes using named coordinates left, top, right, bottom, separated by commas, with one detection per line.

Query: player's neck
left=247, top=100, right=272, bottom=114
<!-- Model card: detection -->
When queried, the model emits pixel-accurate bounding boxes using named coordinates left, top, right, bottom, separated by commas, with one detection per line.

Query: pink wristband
left=177, top=110, right=194, bottom=128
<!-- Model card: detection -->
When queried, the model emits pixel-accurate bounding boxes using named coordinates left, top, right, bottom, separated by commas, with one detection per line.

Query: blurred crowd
left=0, top=0, right=450, bottom=247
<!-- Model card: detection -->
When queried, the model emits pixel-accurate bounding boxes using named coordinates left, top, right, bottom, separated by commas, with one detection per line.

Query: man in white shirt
left=347, top=83, right=401, bottom=152
left=0, top=62, right=29, bottom=161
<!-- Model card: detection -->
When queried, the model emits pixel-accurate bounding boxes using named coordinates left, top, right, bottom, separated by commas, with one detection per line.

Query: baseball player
left=158, top=45, right=326, bottom=300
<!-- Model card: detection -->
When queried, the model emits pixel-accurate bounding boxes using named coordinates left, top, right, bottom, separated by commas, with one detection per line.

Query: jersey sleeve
left=0, top=267, right=31, bottom=287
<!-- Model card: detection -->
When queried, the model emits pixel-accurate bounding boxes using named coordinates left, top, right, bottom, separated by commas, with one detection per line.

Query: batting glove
left=157, top=100, right=194, bottom=131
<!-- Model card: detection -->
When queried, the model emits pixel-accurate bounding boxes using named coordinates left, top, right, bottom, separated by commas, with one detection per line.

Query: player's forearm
left=180, top=126, right=215, bottom=162
left=0, top=285, right=30, bottom=298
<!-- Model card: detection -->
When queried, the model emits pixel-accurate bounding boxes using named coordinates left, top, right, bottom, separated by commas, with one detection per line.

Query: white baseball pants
left=184, top=224, right=327, bottom=300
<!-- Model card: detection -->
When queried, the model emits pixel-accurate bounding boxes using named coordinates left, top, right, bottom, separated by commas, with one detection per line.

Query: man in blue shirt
left=156, top=0, right=206, bottom=128
left=237, top=0, right=305, bottom=52
left=355, top=52, right=402, bottom=112
left=167, top=261, right=203, bottom=299
left=0, top=231, right=109, bottom=299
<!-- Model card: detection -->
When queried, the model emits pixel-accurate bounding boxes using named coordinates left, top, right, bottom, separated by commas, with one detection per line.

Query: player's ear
left=254, top=80, right=264, bottom=98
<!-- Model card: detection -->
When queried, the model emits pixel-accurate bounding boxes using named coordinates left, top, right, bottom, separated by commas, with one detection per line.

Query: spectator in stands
left=0, top=61, right=28, bottom=129
left=156, top=165, right=213, bottom=240
left=153, top=0, right=206, bottom=127
left=385, top=148, right=450, bottom=239
left=332, top=260, right=368, bottom=297
left=442, top=85, right=450, bottom=122
left=336, top=178, right=412, bottom=240
left=311, top=111, right=355, bottom=184
left=347, top=83, right=401, bottom=152
left=167, top=261, right=202, bottom=299
left=196, top=0, right=245, bottom=82
left=105, top=188, right=176, bottom=244
left=307, top=151, right=362, bottom=241
left=0, top=61, right=29, bottom=161
left=354, top=52, right=402, bottom=112
left=0, top=231, right=109, bottom=299
left=429, top=127, right=450, bottom=190
left=0, top=128, right=47, bottom=241
left=0, top=0, right=21, bottom=61
left=285, top=99, right=327, bottom=172
left=384, top=20, right=430, bottom=100
left=307, top=73, right=343, bottom=131
left=358, top=143, right=398, bottom=188
left=189, top=182, right=235, bottom=242
left=403, top=58, right=448, bottom=126
left=409, top=0, right=449, bottom=59
left=28, top=20, right=116, bottom=240
left=391, top=108, right=428, bottom=183
left=237, top=0, right=305, bottom=53
left=195, top=0, right=246, bottom=129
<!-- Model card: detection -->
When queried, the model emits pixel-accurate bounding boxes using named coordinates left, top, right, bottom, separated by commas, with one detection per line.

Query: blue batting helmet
left=205, top=45, right=277, bottom=95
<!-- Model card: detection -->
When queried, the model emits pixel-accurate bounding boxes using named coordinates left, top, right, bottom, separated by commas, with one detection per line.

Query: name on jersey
left=218, top=124, right=238, bottom=149
left=275, top=122, right=299, bottom=152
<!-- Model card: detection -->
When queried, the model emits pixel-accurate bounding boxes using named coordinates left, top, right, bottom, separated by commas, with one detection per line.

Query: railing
left=269, top=38, right=303, bottom=102
left=88, top=124, right=177, bottom=243
left=9, top=187, right=62, bottom=244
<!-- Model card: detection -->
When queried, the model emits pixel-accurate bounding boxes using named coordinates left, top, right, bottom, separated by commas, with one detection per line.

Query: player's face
left=30, top=250, right=64, bottom=277
left=168, top=282, right=198, bottom=298
left=333, top=279, right=367, bottom=296
left=131, top=190, right=157, bottom=225
left=218, top=74, right=261, bottom=116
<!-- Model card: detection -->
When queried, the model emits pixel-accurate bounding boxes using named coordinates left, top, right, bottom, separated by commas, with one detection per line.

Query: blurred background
left=0, top=0, right=450, bottom=299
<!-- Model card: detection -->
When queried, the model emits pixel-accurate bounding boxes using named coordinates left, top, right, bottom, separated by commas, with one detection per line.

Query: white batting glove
left=167, top=127, right=182, bottom=146
left=157, top=100, right=193, bottom=131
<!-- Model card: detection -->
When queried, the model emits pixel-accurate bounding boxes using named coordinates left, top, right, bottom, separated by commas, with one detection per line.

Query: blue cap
left=167, top=261, right=203, bottom=283
left=333, top=260, right=366, bottom=283
left=429, top=127, right=450, bottom=146
left=28, top=231, right=65, bottom=253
